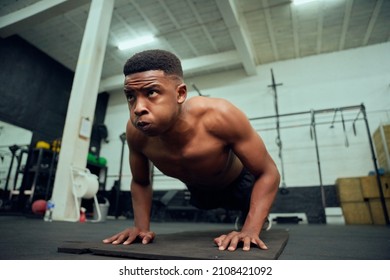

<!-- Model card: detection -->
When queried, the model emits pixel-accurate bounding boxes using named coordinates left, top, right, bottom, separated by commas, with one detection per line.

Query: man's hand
left=214, top=230, right=268, bottom=251
left=103, top=227, right=155, bottom=245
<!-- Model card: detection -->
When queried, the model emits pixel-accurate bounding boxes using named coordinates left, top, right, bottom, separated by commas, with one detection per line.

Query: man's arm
left=209, top=99, right=280, bottom=251
left=129, top=145, right=154, bottom=241
left=103, top=122, right=155, bottom=245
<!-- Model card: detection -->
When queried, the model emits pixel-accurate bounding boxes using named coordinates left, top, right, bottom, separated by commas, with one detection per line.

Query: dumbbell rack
left=10, top=148, right=58, bottom=208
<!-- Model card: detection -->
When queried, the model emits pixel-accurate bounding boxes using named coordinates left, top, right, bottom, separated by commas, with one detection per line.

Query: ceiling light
left=292, top=0, right=318, bottom=5
left=117, top=35, right=156, bottom=51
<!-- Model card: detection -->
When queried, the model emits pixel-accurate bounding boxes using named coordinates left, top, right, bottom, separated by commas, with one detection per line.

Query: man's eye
left=126, top=95, right=135, bottom=102
left=147, top=90, right=158, bottom=97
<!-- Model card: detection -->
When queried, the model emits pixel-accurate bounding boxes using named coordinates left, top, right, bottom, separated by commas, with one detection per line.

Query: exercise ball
left=32, top=199, right=47, bottom=215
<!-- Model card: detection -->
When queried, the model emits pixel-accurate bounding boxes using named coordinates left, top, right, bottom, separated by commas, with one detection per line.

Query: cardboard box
left=341, top=202, right=372, bottom=225
left=373, top=124, right=390, bottom=172
left=381, top=176, right=390, bottom=198
left=361, top=176, right=390, bottom=199
left=368, top=199, right=390, bottom=225
left=336, top=178, right=364, bottom=202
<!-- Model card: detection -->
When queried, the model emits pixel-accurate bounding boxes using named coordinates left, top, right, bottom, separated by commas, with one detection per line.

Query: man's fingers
left=243, top=236, right=252, bottom=251
left=222, top=231, right=240, bottom=251
left=214, top=234, right=227, bottom=248
left=140, top=232, right=155, bottom=244
left=103, top=233, right=126, bottom=245
left=123, top=234, right=138, bottom=245
left=112, top=233, right=130, bottom=245
left=254, top=238, right=268, bottom=250
left=214, top=231, right=269, bottom=251
left=215, top=232, right=241, bottom=251
left=103, top=234, right=118, bottom=244
left=227, top=235, right=240, bottom=251
left=102, top=228, right=139, bottom=245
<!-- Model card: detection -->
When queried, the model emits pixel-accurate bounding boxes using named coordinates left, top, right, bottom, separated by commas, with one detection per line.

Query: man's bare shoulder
left=185, top=96, right=248, bottom=137
left=184, top=96, right=234, bottom=116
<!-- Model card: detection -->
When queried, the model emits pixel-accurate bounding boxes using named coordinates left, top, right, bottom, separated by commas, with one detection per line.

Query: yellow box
left=373, top=124, right=390, bottom=172
left=368, top=199, right=390, bottom=225
left=341, top=202, right=372, bottom=225
left=361, top=176, right=390, bottom=199
left=336, top=178, right=364, bottom=202
left=378, top=154, right=387, bottom=170
left=381, top=176, right=390, bottom=198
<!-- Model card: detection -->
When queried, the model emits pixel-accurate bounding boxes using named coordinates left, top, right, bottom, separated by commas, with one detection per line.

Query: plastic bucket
left=94, top=198, right=110, bottom=222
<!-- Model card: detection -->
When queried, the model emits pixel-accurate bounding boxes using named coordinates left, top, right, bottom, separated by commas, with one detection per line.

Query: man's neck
left=159, top=108, right=194, bottom=147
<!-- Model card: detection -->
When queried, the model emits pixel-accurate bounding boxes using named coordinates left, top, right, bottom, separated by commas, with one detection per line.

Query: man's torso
left=136, top=97, right=244, bottom=189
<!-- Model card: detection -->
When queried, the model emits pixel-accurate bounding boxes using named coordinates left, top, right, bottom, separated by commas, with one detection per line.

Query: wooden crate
left=336, top=178, right=364, bottom=202
left=373, top=124, right=390, bottom=172
left=368, top=199, right=390, bottom=225
left=381, top=176, right=390, bottom=197
left=341, top=202, right=372, bottom=225
left=361, top=175, right=390, bottom=199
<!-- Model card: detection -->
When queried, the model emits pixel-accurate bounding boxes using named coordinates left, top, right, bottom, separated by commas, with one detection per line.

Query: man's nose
left=133, top=98, right=148, bottom=116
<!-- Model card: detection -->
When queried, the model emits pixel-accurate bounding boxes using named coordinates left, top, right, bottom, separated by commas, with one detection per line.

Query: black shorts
left=187, top=168, right=256, bottom=211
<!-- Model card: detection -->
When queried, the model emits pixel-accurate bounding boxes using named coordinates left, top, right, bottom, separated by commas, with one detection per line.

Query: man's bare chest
left=142, top=137, right=231, bottom=181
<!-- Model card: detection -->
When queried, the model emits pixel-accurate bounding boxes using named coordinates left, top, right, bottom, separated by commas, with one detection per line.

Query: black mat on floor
left=58, top=229, right=288, bottom=260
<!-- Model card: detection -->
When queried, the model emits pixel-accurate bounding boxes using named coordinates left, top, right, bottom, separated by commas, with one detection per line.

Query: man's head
left=123, top=49, right=183, bottom=79
left=123, top=49, right=187, bottom=137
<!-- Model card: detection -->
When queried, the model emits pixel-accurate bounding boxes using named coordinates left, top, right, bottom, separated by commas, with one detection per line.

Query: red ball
left=32, top=199, right=47, bottom=215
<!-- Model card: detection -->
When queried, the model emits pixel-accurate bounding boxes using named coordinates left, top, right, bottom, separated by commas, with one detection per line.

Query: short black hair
left=123, top=49, right=183, bottom=78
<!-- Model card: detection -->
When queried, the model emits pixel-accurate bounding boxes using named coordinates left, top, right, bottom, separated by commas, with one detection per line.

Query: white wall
left=0, top=121, right=32, bottom=190
left=100, top=42, right=390, bottom=191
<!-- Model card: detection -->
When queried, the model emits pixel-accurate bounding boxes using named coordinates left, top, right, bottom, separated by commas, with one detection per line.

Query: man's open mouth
left=136, top=121, right=151, bottom=131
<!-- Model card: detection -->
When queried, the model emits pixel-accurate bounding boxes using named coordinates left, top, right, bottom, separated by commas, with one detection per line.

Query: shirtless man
left=103, top=49, right=280, bottom=251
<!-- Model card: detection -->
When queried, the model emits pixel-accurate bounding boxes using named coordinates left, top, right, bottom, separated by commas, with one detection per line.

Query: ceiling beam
left=186, top=0, right=219, bottom=52
left=129, top=0, right=176, bottom=54
left=261, top=0, right=279, bottom=61
left=339, top=0, right=353, bottom=50
left=290, top=5, right=300, bottom=58
left=158, top=0, right=199, bottom=56
left=99, top=75, right=124, bottom=93
left=316, top=2, right=324, bottom=54
left=0, top=0, right=90, bottom=38
left=99, top=50, right=241, bottom=93
left=216, top=0, right=257, bottom=76
left=363, top=0, right=383, bottom=46
left=182, top=50, right=240, bottom=74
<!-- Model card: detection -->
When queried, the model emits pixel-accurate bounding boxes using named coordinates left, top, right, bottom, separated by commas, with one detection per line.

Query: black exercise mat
left=58, top=229, right=288, bottom=260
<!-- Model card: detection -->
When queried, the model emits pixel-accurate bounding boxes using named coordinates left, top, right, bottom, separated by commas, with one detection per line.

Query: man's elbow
left=271, top=164, right=281, bottom=190
left=131, top=178, right=151, bottom=188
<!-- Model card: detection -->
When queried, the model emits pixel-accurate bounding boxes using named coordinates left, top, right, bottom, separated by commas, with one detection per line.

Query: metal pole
left=361, top=104, right=390, bottom=225
left=115, top=132, right=126, bottom=219
left=311, top=110, right=327, bottom=215
left=249, top=104, right=363, bottom=122
left=192, top=84, right=209, bottom=97
left=250, top=103, right=388, bottom=224
left=4, top=152, right=16, bottom=192
left=268, top=69, right=286, bottom=188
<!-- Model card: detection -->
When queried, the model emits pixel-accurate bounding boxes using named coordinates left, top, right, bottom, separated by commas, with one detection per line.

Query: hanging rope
left=267, top=69, right=286, bottom=188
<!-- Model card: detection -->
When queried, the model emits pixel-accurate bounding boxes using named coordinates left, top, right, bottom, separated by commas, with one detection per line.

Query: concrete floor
left=0, top=215, right=389, bottom=260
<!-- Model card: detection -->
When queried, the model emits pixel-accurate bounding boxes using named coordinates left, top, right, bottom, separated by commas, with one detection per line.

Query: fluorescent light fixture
left=117, top=35, right=156, bottom=50
left=292, top=0, right=318, bottom=5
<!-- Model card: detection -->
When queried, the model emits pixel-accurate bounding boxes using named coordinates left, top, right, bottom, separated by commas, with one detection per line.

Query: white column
left=51, top=0, right=114, bottom=221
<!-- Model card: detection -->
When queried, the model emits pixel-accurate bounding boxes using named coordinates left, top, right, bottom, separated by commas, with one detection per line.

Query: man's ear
left=176, top=83, right=187, bottom=104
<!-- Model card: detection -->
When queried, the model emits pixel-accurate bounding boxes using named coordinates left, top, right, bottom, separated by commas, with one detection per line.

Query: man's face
left=124, top=70, right=186, bottom=136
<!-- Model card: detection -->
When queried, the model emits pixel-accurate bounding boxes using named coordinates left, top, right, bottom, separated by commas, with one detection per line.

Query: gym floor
left=0, top=215, right=389, bottom=260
